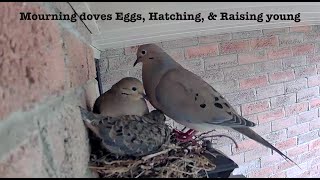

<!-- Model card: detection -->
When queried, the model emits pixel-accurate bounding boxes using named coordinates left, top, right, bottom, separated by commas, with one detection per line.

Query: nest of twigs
left=88, top=130, right=238, bottom=178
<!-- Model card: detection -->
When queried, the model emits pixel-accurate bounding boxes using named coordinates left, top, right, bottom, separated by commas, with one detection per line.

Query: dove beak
left=133, top=57, right=141, bottom=67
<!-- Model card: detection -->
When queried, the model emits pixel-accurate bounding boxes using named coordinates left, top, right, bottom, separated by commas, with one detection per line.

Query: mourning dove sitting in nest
left=133, top=43, right=299, bottom=167
left=93, top=77, right=149, bottom=117
left=80, top=107, right=171, bottom=157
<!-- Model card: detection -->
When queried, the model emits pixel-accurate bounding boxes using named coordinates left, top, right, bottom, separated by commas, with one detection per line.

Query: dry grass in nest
left=88, top=130, right=238, bottom=178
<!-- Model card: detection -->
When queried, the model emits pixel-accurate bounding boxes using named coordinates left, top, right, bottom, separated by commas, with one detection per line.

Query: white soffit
left=74, top=2, right=320, bottom=50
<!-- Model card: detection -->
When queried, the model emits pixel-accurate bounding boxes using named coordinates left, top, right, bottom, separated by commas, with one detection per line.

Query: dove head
left=133, top=44, right=166, bottom=67
left=111, top=77, right=146, bottom=100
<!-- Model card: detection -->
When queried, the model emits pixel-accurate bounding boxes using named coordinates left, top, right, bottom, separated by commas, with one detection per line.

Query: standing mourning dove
left=93, top=77, right=149, bottom=117
left=80, top=107, right=171, bottom=157
left=133, top=43, right=298, bottom=167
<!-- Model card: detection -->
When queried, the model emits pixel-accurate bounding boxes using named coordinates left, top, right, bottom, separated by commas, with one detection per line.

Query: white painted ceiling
left=71, top=2, right=320, bottom=51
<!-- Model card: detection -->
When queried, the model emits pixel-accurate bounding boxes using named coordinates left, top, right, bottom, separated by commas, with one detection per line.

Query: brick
left=219, top=40, right=250, bottom=54
left=254, top=60, right=282, bottom=74
left=199, top=33, right=232, bottom=44
left=244, top=147, right=270, bottom=162
left=285, top=102, right=309, bottom=116
left=239, top=75, right=268, bottom=90
left=310, top=119, right=320, bottom=131
left=290, top=25, right=312, bottom=32
left=286, top=161, right=311, bottom=178
left=128, top=68, right=143, bottom=82
left=270, top=172, right=286, bottom=178
left=263, top=27, right=289, bottom=36
left=238, top=50, right=267, bottom=64
left=223, top=64, right=255, bottom=80
left=271, top=116, right=296, bottom=131
left=251, top=122, right=272, bottom=135
left=313, top=25, right=320, bottom=32
left=124, top=45, right=139, bottom=55
left=279, top=33, right=304, bottom=47
left=263, top=129, right=287, bottom=144
left=108, top=55, right=135, bottom=71
left=204, top=54, right=238, bottom=70
left=229, top=153, right=245, bottom=164
left=294, top=65, right=317, bottom=79
left=291, top=43, right=315, bottom=56
left=0, top=134, right=47, bottom=178
left=275, top=137, right=297, bottom=151
left=257, top=108, right=285, bottom=124
left=215, top=144, right=232, bottom=156
left=224, top=89, right=256, bottom=105
left=210, top=79, right=239, bottom=94
left=298, top=130, right=319, bottom=144
left=166, top=48, right=185, bottom=61
left=256, top=83, right=284, bottom=100
left=0, top=2, right=66, bottom=119
left=207, top=129, right=242, bottom=147
left=39, top=102, right=92, bottom=178
left=231, top=139, right=258, bottom=154
left=83, top=79, right=99, bottom=111
left=307, top=54, right=320, bottom=65
left=179, top=59, right=204, bottom=72
left=197, top=69, right=224, bottom=83
left=296, top=109, right=318, bottom=124
left=243, top=114, right=259, bottom=125
left=261, top=153, right=285, bottom=168
left=161, top=37, right=198, bottom=49
left=267, top=47, right=292, bottom=60
left=304, top=32, right=320, bottom=42
left=100, top=70, right=129, bottom=91
left=316, top=43, right=320, bottom=54
left=247, top=166, right=274, bottom=178
left=242, top=99, right=270, bottom=115
left=284, top=78, right=307, bottom=93
left=102, top=48, right=124, bottom=57
left=297, top=86, right=319, bottom=102
left=51, top=2, right=91, bottom=43
left=287, top=144, right=308, bottom=157
left=271, top=93, right=296, bottom=108
left=310, top=98, right=320, bottom=109
left=277, top=158, right=298, bottom=171
left=185, top=44, right=218, bottom=59
left=232, top=159, right=261, bottom=175
left=308, top=75, right=320, bottom=87
left=283, top=56, right=307, bottom=69
left=63, top=31, right=95, bottom=88
left=269, top=70, right=295, bottom=83
left=250, top=36, right=278, bottom=49
left=309, top=138, right=320, bottom=150
left=287, top=123, right=309, bottom=138
left=232, top=30, right=262, bottom=39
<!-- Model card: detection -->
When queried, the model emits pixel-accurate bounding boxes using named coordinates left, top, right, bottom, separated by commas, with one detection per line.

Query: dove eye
left=141, top=50, right=146, bottom=55
left=132, top=87, right=137, bottom=91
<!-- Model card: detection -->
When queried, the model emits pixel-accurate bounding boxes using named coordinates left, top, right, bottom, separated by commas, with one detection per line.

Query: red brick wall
left=0, top=2, right=98, bottom=177
left=99, top=25, right=320, bottom=178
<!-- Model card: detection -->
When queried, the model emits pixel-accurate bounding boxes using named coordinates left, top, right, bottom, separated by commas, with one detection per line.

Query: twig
left=142, top=145, right=180, bottom=161
left=135, top=170, right=145, bottom=178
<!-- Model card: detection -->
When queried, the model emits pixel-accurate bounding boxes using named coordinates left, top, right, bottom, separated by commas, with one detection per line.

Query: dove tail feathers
left=232, top=127, right=301, bottom=170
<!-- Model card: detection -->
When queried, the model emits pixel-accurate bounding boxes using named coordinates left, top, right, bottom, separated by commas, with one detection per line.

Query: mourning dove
left=80, top=107, right=171, bottom=157
left=133, top=43, right=298, bottom=167
left=93, top=77, right=149, bottom=117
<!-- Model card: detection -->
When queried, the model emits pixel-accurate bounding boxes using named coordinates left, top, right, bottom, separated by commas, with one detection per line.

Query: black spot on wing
left=215, top=97, right=219, bottom=101
left=214, top=103, right=223, bottom=109
left=224, top=103, right=230, bottom=108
